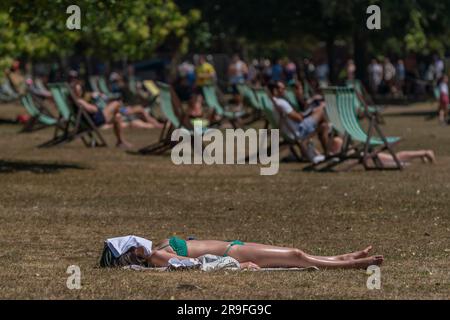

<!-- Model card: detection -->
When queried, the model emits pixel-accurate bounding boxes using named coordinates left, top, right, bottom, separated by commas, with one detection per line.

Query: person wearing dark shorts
left=72, top=82, right=132, bottom=148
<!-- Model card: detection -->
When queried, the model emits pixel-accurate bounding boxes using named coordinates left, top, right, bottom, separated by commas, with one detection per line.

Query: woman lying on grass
left=99, top=236, right=384, bottom=270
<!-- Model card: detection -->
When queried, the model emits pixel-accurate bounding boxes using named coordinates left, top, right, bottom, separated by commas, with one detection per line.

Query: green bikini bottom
left=223, top=240, right=245, bottom=257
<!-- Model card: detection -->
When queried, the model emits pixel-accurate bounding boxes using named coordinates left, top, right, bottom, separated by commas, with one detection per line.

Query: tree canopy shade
left=0, top=0, right=201, bottom=70
left=1, top=0, right=450, bottom=78
left=176, top=0, right=450, bottom=79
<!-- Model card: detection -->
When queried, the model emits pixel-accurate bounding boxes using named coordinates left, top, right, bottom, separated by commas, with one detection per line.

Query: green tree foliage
left=0, top=0, right=201, bottom=67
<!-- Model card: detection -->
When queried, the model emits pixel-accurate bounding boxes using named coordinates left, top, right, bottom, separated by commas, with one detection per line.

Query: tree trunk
left=354, top=28, right=368, bottom=83
left=326, top=34, right=336, bottom=84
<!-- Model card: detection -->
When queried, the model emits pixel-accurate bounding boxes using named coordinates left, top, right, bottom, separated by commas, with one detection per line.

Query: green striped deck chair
left=39, top=83, right=107, bottom=148
left=336, top=87, right=402, bottom=171
left=346, top=79, right=383, bottom=117
left=236, top=84, right=262, bottom=111
left=20, top=93, right=57, bottom=132
left=284, top=87, right=301, bottom=112
left=34, top=78, right=48, bottom=92
left=98, top=76, right=111, bottom=95
left=89, top=76, right=120, bottom=100
left=0, top=78, right=19, bottom=102
left=202, top=85, right=247, bottom=128
left=137, top=82, right=208, bottom=155
left=89, top=76, right=101, bottom=93
left=236, top=83, right=265, bottom=124
left=303, top=87, right=362, bottom=172
left=303, top=80, right=314, bottom=101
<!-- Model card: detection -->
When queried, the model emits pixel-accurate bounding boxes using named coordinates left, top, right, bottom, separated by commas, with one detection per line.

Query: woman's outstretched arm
left=147, top=250, right=189, bottom=267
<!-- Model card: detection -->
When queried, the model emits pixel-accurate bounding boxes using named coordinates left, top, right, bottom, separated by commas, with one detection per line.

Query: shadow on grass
left=384, top=110, right=437, bottom=120
left=0, top=118, right=18, bottom=125
left=0, top=160, right=88, bottom=174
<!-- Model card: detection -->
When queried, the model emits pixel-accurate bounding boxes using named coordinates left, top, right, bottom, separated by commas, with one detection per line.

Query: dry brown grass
left=0, top=101, right=449, bottom=299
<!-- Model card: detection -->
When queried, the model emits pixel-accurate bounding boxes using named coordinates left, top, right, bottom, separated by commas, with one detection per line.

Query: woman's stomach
left=186, top=240, right=229, bottom=257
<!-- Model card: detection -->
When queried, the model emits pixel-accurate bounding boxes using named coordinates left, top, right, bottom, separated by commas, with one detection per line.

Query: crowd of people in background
left=1, top=51, right=449, bottom=131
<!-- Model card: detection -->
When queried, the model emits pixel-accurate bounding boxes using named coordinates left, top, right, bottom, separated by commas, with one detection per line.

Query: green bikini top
left=168, top=236, right=188, bottom=257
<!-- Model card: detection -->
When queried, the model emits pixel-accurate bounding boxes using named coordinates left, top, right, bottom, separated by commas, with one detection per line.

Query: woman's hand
left=240, top=262, right=261, bottom=270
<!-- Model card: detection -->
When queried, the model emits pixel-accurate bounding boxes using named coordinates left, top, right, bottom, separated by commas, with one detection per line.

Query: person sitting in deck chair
left=292, top=81, right=324, bottom=114
left=72, top=82, right=132, bottom=148
left=99, top=235, right=383, bottom=270
left=269, top=81, right=330, bottom=163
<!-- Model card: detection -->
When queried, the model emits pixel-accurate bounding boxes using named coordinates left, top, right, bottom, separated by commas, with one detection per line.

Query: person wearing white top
left=269, top=81, right=330, bottom=163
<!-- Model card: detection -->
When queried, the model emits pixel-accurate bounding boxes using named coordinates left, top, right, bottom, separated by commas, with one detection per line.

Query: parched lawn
left=0, top=101, right=449, bottom=299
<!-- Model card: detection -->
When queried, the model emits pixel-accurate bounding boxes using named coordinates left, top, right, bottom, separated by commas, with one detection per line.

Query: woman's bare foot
left=339, top=246, right=373, bottom=261
left=352, top=255, right=384, bottom=269
left=426, top=150, right=436, bottom=164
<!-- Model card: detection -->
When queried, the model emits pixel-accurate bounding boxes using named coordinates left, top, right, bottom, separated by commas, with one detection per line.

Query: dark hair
left=99, top=245, right=148, bottom=268
left=268, top=81, right=280, bottom=94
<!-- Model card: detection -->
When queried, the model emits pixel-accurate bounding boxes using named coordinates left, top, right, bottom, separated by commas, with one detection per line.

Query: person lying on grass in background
left=72, top=82, right=132, bottom=148
left=330, top=136, right=436, bottom=166
left=109, top=72, right=164, bottom=129
left=99, top=235, right=383, bottom=270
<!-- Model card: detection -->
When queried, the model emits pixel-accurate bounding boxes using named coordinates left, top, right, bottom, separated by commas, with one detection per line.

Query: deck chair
left=303, top=87, right=361, bottom=172
left=284, top=86, right=301, bottom=112
left=236, top=84, right=264, bottom=124
left=34, top=78, right=48, bottom=92
left=142, top=80, right=161, bottom=117
left=0, top=78, right=19, bottom=102
left=89, top=76, right=101, bottom=93
left=335, top=87, right=402, bottom=171
left=20, top=93, right=58, bottom=132
left=137, top=82, right=203, bottom=155
left=303, top=79, right=315, bottom=100
left=202, top=85, right=248, bottom=128
left=253, top=87, right=308, bottom=161
left=89, top=76, right=120, bottom=100
left=38, top=83, right=107, bottom=148
left=346, top=79, right=384, bottom=119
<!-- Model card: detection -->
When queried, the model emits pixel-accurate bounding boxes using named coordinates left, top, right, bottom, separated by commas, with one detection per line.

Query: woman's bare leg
left=126, top=105, right=163, bottom=128
left=229, top=245, right=383, bottom=269
left=101, top=101, right=132, bottom=147
left=129, top=119, right=157, bottom=129
left=189, top=95, right=203, bottom=117
left=240, top=243, right=372, bottom=261
left=378, top=150, right=436, bottom=164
